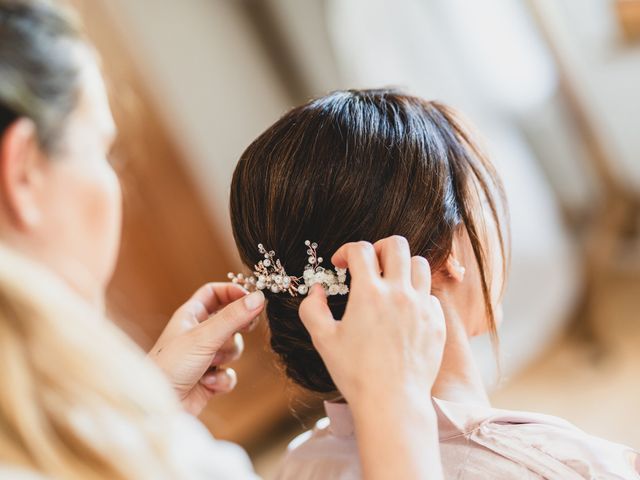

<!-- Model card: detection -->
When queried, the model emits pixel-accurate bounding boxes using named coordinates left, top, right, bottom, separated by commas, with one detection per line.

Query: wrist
left=350, top=385, right=442, bottom=480
left=349, top=373, right=432, bottom=406
left=350, top=380, right=435, bottom=424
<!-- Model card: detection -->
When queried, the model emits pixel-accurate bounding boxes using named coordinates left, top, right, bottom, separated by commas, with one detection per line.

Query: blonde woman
left=0, top=245, right=258, bottom=479
left=0, top=1, right=447, bottom=478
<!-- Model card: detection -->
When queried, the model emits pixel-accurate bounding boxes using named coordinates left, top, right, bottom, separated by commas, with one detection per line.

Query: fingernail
left=243, top=290, right=265, bottom=310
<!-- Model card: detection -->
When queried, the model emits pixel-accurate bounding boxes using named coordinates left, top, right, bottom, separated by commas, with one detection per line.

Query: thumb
left=299, top=285, right=336, bottom=348
left=191, top=290, right=265, bottom=351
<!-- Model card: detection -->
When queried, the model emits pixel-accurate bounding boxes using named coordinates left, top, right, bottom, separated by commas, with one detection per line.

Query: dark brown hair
left=0, top=0, right=84, bottom=153
left=230, top=89, right=507, bottom=393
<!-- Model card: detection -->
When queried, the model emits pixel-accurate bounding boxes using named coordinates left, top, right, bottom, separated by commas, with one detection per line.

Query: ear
left=445, top=235, right=466, bottom=283
left=0, top=118, right=45, bottom=230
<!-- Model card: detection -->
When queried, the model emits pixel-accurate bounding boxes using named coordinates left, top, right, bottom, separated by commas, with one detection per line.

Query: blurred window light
left=437, top=0, right=557, bottom=114
left=327, top=0, right=557, bottom=115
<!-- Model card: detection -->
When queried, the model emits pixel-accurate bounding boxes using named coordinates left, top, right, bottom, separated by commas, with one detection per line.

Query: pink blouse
left=277, top=398, right=640, bottom=479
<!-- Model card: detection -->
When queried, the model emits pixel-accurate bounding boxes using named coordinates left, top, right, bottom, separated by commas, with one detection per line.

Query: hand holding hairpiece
left=228, top=241, right=349, bottom=297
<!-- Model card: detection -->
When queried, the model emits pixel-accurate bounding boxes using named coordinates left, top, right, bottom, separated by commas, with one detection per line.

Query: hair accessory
left=228, top=241, right=349, bottom=297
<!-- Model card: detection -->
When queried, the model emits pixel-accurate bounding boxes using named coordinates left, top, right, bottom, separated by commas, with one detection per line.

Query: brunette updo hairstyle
left=230, top=89, right=507, bottom=394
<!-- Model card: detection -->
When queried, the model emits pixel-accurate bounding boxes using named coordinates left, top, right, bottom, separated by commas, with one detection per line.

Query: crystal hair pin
left=228, top=241, right=349, bottom=297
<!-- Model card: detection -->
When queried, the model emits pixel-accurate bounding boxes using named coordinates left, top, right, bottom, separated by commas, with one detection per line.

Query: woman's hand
left=149, top=283, right=265, bottom=416
left=299, top=236, right=446, bottom=480
left=299, top=236, right=446, bottom=403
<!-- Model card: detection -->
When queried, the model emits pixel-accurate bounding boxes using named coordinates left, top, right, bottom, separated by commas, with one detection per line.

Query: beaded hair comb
left=228, top=241, right=349, bottom=297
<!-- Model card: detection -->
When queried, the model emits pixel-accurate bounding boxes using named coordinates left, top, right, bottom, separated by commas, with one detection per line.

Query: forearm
left=351, top=391, right=443, bottom=480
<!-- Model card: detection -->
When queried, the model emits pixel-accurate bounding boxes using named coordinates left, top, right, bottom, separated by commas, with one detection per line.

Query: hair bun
left=265, top=293, right=346, bottom=393
left=230, top=89, right=506, bottom=396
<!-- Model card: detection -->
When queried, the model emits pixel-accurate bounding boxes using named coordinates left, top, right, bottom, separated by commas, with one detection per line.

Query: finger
left=167, top=283, right=249, bottom=332
left=191, top=291, right=264, bottom=352
left=200, top=367, right=238, bottom=394
left=189, top=282, right=249, bottom=320
left=211, top=332, right=244, bottom=365
left=331, top=241, right=381, bottom=282
left=240, top=315, right=261, bottom=333
left=373, top=236, right=411, bottom=281
left=299, top=285, right=336, bottom=347
left=410, top=255, right=432, bottom=293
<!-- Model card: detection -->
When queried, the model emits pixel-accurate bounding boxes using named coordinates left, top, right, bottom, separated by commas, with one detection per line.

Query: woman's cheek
left=83, top=162, right=122, bottom=287
left=98, top=165, right=122, bottom=283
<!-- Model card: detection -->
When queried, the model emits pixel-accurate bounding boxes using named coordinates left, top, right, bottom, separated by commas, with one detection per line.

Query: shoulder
left=511, top=421, right=640, bottom=478
left=167, top=413, right=259, bottom=480
left=434, top=398, right=640, bottom=478
left=0, top=415, right=259, bottom=480
left=462, top=406, right=639, bottom=478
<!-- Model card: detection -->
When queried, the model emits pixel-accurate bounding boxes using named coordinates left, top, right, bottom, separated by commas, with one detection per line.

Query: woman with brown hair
left=0, top=1, right=448, bottom=478
left=230, top=88, right=640, bottom=479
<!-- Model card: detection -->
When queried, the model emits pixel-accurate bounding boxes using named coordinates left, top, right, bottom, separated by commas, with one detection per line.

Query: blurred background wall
left=69, top=0, right=640, bottom=474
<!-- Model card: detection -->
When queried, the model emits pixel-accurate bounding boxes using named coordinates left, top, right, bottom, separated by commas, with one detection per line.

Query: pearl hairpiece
left=228, top=241, right=349, bottom=297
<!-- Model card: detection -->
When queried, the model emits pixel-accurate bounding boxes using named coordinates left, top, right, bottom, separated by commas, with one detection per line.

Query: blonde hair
left=0, top=245, right=190, bottom=479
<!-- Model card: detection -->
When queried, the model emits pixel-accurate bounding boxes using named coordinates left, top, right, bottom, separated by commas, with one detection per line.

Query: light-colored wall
left=102, top=0, right=293, bottom=255
left=533, top=0, right=640, bottom=191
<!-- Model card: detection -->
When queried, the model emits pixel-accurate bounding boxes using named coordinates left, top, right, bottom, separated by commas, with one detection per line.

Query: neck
left=431, top=292, right=490, bottom=406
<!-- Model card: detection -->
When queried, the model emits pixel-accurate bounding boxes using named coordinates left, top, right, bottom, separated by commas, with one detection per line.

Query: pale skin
left=0, top=44, right=446, bottom=478
left=430, top=210, right=506, bottom=407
